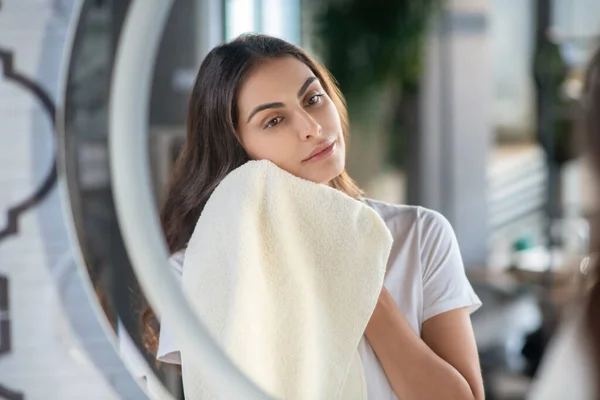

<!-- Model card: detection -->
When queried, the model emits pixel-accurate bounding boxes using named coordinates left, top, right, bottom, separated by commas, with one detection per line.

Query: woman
left=528, top=47, right=600, bottom=399
left=144, top=33, right=484, bottom=400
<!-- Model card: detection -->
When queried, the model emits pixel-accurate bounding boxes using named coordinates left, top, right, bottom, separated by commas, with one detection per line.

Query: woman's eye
left=307, top=93, right=324, bottom=106
left=264, top=117, right=283, bottom=129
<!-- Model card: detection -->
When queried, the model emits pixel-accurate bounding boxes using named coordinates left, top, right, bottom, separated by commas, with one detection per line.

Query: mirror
left=65, top=0, right=600, bottom=398
left=3, top=0, right=598, bottom=398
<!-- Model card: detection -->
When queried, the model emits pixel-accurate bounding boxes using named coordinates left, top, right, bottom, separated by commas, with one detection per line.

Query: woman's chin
left=312, top=163, right=346, bottom=185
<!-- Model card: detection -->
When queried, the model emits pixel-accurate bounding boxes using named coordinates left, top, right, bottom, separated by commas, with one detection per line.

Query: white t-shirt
left=157, top=200, right=482, bottom=399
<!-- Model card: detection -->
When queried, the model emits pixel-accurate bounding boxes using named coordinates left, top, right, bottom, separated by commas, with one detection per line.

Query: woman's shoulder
left=363, top=198, right=452, bottom=235
left=528, top=310, right=595, bottom=399
left=363, top=198, right=416, bottom=220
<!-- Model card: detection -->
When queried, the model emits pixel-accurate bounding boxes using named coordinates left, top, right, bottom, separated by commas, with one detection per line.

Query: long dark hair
left=141, top=34, right=363, bottom=359
left=583, top=47, right=600, bottom=396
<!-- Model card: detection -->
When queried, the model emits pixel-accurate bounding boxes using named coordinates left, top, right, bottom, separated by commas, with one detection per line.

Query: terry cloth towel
left=180, top=160, right=393, bottom=400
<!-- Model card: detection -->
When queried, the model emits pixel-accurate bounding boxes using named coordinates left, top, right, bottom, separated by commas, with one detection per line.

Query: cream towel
left=181, top=160, right=392, bottom=400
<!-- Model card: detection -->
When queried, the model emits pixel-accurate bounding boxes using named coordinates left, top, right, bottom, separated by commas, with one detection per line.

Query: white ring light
left=108, top=1, right=273, bottom=398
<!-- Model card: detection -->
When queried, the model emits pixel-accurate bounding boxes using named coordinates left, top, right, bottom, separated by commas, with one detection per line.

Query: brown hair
left=141, top=34, right=363, bottom=361
left=583, top=47, right=600, bottom=397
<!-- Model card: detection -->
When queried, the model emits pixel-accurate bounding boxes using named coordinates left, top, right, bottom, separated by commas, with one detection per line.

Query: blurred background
left=1, top=0, right=600, bottom=399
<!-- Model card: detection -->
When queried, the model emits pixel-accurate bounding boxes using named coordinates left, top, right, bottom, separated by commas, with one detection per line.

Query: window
left=224, top=0, right=301, bottom=45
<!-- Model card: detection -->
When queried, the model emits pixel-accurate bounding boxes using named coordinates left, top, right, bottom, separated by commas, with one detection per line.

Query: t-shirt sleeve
left=419, top=208, right=482, bottom=322
left=156, top=252, right=185, bottom=365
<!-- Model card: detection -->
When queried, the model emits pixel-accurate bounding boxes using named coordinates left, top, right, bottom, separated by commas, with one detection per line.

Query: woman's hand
left=365, top=286, right=484, bottom=400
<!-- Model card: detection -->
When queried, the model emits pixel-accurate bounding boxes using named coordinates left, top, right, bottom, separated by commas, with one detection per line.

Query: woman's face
left=236, top=56, right=346, bottom=184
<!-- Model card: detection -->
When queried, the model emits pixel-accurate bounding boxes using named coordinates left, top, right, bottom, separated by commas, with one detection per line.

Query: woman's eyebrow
left=247, top=102, right=284, bottom=123
left=246, top=77, right=319, bottom=124
left=297, top=76, right=318, bottom=98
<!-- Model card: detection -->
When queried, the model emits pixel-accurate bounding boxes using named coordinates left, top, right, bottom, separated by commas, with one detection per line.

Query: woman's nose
left=295, top=109, right=322, bottom=140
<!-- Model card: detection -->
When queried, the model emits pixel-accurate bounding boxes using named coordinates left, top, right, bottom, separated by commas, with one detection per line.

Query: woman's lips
left=303, top=141, right=336, bottom=163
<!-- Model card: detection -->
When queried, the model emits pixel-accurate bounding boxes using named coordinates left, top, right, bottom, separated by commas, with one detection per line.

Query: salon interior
left=1, top=0, right=599, bottom=399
